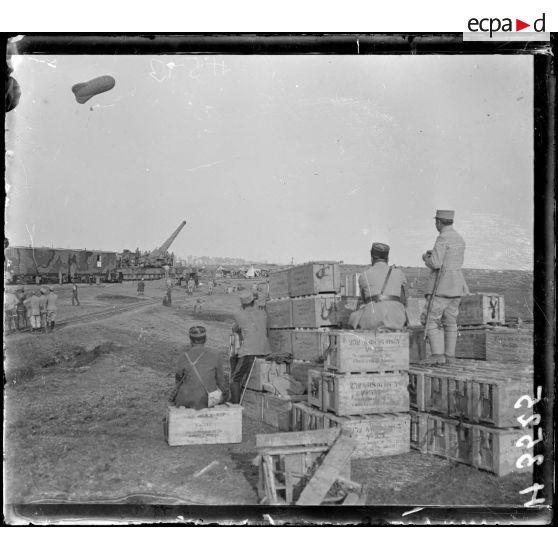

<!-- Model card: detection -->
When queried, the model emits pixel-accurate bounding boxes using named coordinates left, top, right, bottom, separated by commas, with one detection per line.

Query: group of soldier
left=170, top=208, right=468, bottom=411
left=4, top=285, right=58, bottom=334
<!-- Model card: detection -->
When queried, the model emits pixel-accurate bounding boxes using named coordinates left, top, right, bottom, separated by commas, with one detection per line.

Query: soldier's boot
left=444, top=325, right=458, bottom=364
left=423, top=327, right=446, bottom=365
left=230, top=382, right=241, bottom=405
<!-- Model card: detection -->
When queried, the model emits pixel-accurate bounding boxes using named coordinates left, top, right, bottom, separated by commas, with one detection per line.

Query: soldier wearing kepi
left=171, top=326, right=228, bottom=410
left=349, top=242, right=407, bottom=330
left=230, top=292, right=270, bottom=404
left=422, top=209, right=469, bottom=364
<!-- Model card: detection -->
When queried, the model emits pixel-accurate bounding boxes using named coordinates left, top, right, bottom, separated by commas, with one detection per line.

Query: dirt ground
left=4, top=279, right=531, bottom=511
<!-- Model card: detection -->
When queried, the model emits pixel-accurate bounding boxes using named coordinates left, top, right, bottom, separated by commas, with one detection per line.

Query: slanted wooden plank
left=296, top=436, right=356, bottom=506
left=256, top=428, right=341, bottom=449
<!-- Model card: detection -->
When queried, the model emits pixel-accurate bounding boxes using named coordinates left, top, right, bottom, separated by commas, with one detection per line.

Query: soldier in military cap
left=229, top=292, right=270, bottom=403
left=171, top=325, right=227, bottom=409
left=422, top=210, right=469, bottom=364
left=349, top=242, right=408, bottom=330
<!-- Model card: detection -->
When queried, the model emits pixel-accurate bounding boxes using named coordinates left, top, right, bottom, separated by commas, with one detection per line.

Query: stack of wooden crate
left=291, top=329, right=412, bottom=459
left=408, top=359, right=534, bottom=475
left=267, top=261, right=343, bottom=387
left=456, top=293, right=533, bottom=363
left=241, top=358, right=306, bottom=430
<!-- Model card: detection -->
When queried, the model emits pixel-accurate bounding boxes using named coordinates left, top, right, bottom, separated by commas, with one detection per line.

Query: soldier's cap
left=40, top=287, right=47, bottom=294
left=189, top=325, right=206, bottom=340
left=435, top=209, right=455, bottom=220
left=371, top=242, right=390, bottom=258
left=240, top=292, right=254, bottom=305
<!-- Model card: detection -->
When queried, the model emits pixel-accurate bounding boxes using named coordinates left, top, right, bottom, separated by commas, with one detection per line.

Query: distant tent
left=245, top=265, right=260, bottom=278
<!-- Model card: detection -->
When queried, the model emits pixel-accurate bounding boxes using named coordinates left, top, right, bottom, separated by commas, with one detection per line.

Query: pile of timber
left=254, top=429, right=366, bottom=505
left=291, top=329, right=412, bottom=459
left=409, top=360, right=534, bottom=476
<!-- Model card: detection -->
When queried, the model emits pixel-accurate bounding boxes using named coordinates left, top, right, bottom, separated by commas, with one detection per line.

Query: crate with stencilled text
left=336, top=296, right=360, bottom=328
left=308, top=369, right=410, bottom=416
left=246, top=358, right=289, bottom=391
left=268, top=329, right=293, bottom=355
left=325, top=330, right=409, bottom=373
left=242, top=390, right=305, bottom=431
left=455, top=326, right=533, bottom=363
left=266, top=298, right=293, bottom=329
left=268, top=268, right=291, bottom=299
left=291, top=329, right=331, bottom=362
left=409, top=361, right=533, bottom=428
left=291, top=402, right=410, bottom=458
left=410, top=411, right=531, bottom=476
left=291, top=295, right=340, bottom=328
left=164, top=403, right=242, bottom=446
left=288, top=261, right=341, bottom=297
left=457, top=293, right=505, bottom=326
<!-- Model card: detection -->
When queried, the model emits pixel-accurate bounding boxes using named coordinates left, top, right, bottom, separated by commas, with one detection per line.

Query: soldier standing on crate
left=170, top=326, right=228, bottom=409
left=349, top=243, right=408, bottom=330
left=421, top=209, right=469, bottom=365
left=229, top=292, right=270, bottom=404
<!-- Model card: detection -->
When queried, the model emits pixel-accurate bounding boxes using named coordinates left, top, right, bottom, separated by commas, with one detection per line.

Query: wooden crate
left=458, top=293, right=505, bottom=326
left=268, top=329, right=293, bottom=355
left=408, top=328, right=430, bottom=364
left=308, top=369, right=410, bottom=416
left=246, top=358, right=289, bottom=391
left=268, top=269, right=290, bottom=299
left=336, top=296, right=360, bottom=328
left=291, top=295, right=340, bottom=328
left=291, top=329, right=331, bottom=362
left=289, top=262, right=341, bottom=297
left=288, top=360, right=316, bottom=386
left=410, top=411, right=531, bottom=476
left=342, top=273, right=361, bottom=297
left=456, top=326, right=533, bottom=363
left=406, top=298, right=426, bottom=328
left=266, top=298, right=293, bottom=329
left=242, top=390, right=305, bottom=430
left=164, top=403, right=242, bottom=446
left=325, top=330, right=409, bottom=373
left=291, top=402, right=410, bottom=458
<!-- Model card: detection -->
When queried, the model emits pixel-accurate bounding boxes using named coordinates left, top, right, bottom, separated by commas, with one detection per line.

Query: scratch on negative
left=357, top=39, right=360, bottom=55
left=185, top=156, right=238, bottom=172
left=402, top=507, right=424, bottom=517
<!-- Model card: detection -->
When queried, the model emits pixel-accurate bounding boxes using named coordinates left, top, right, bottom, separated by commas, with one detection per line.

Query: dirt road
left=4, top=279, right=531, bottom=509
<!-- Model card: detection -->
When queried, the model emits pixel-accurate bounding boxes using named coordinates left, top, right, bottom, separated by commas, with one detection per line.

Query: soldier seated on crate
left=170, top=326, right=228, bottom=410
left=229, top=292, right=271, bottom=404
left=348, top=242, right=407, bottom=331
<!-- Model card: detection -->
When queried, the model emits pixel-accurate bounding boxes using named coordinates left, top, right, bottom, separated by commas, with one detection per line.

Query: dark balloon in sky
left=72, top=75, right=115, bottom=104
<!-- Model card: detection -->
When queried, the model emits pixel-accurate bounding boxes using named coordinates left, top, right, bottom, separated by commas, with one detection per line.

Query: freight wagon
left=4, top=246, right=119, bottom=284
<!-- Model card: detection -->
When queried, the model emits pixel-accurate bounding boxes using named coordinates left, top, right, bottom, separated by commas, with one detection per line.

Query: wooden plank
left=291, top=295, right=340, bottom=328
left=296, top=436, right=356, bottom=505
left=325, top=330, right=409, bottom=373
left=289, top=262, right=341, bottom=297
left=256, top=428, right=341, bottom=448
left=166, top=404, right=242, bottom=446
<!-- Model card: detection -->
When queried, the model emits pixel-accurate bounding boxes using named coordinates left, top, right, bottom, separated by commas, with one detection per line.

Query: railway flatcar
left=4, top=246, right=119, bottom=284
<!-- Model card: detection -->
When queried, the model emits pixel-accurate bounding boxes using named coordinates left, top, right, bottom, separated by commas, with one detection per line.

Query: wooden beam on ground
left=296, top=435, right=356, bottom=506
left=256, top=428, right=341, bottom=449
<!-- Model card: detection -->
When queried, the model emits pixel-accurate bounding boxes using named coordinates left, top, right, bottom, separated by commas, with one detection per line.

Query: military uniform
left=423, top=210, right=469, bottom=361
left=39, top=289, right=48, bottom=331
left=350, top=243, right=407, bottom=330
left=174, top=342, right=226, bottom=410
left=230, top=292, right=270, bottom=403
left=27, top=293, right=42, bottom=331
left=46, top=289, right=58, bottom=331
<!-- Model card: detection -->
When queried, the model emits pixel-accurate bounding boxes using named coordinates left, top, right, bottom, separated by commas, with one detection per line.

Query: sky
left=5, top=54, right=533, bottom=269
